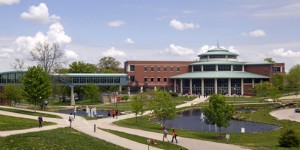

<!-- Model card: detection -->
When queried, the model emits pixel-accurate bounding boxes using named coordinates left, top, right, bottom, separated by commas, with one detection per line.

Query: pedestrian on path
left=115, top=109, right=118, bottom=119
left=38, top=116, right=43, bottom=128
left=107, top=110, right=111, bottom=117
left=112, top=109, right=116, bottom=118
left=69, top=113, right=74, bottom=128
left=162, top=127, right=169, bottom=142
left=171, top=129, right=178, bottom=143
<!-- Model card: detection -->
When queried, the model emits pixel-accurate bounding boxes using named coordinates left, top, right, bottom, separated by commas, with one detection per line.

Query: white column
left=201, top=65, right=203, bottom=72
left=191, top=66, right=194, bottom=72
left=231, top=65, right=233, bottom=71
left=228, top=79, right=231, bottom=96
left=119, top=85, right=122, bottom=92
left=201, top=79, right=204, bottom=96
left=252, top=79, right=255, bottom=88
left=174, top=80, right=176, bottom=92
left=180, top=79, right=183, bottom=95
left=216, top=65, right=218, bottom=72
left=214, top=78, right=217, bottom=94
left=190, top=79, right=193, bottom=95
left=242, top=65, right=245, bottom=72
left=70, top=86, right=75, bottom=106
left=241, top=79, right=244, bottom=96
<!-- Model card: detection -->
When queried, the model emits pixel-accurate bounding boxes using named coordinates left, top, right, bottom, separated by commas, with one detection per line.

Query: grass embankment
left=115, top=104, right=300, bottom=150
left=0, top=128, right=127, bottom=150
left=0, top=114, right=55, bottom=131
left=0, top=107, right=61, bottom=118
left=102, top=128, right=187, bottom=150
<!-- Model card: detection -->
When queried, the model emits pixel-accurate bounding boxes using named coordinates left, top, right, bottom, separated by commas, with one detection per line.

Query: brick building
left=124, top=47, right=285, bottom=96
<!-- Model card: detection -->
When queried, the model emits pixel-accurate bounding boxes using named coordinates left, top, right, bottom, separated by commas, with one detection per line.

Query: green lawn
left=0, top=107, right=62, bottom=118
left=115, top=104, right=300, bottom=150
left=102, top=128, right=187, bottom=150
left=0, top=128, right=127, bottom=150
left=0, top=114, right=55, bottom=131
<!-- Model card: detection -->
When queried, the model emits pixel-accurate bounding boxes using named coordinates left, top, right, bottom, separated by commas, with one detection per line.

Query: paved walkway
left=270, top=108, right=300, bottom=123
left=0, top=96, right=250, bottom=150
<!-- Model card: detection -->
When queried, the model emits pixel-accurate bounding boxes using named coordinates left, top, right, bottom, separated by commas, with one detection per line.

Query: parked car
left=295, top=107, right=300, bottom=113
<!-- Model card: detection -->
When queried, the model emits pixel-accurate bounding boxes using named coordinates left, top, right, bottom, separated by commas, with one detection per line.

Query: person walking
left=112, top=109, right=116, bottom=118
left=171, top=129, right=178, bottom=143
left=38, top=116, right=43, bottom=128
left=162, top=127, right=169, bottom=142
left=115, top=109, right=118, bottom=119
left=69, top=113, right=74, bottom=128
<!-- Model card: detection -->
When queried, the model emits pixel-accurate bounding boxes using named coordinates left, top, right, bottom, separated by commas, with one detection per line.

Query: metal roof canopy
left=170, top=71, right=269, bottom=79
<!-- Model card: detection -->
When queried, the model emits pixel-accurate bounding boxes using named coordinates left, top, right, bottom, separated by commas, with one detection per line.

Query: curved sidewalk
left=270, top=108, right=300, bottom=123
left=0, top=96, right=251, bottom=150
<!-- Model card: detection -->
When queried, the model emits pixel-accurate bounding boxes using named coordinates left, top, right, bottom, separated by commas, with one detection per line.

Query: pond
left=154, top=109, right=280, bottom=133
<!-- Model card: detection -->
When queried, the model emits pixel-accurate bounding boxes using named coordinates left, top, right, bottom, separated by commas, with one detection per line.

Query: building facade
left=124, top=47, right=285, bottom=96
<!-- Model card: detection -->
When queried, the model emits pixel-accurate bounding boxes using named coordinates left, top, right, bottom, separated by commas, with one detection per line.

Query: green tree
left=264, top=57, right=276, bottom=64
left=97, top=56, right=120, bottom=72
left=68, top=61, right=97, bottom=73
left=130, top=93, right=146, bottom=124
left=255, top=82, right=271, bottom=99
left=271, top=73, right=285, bottom=90
left=269, top=86, right=282, bottom=102
left=3, top=84, right=23, bottom=106
left=22, top=66, right=52, bottom=111
left=150, top=90, right=176, bottom=124
left=84, top=83, right=100, bottom=101
left=203, top=94, right=234, bottom=133
left=286, top=64, right=300, bottom=89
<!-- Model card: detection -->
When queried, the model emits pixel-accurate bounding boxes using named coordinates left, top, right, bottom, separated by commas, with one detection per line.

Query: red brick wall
left=125, top=61, right=193, bottom=88
left=243, top=84, right=255, bottom=96
left=244, top=65, right=272, bottom=77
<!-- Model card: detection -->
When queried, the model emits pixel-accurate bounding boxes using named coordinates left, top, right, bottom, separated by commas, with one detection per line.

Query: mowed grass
left=102, top=128, right=187, bottom=150
left=115, top=104, right=300, bottom=150
left=0, top=128, right=127, bottom=150
left=0, top=107, right=62, bottom=118
left=0, top=114, right=55, bottom=131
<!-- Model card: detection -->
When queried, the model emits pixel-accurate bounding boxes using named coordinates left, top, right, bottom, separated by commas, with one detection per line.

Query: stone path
left=0, top=96, right=250, bottom=150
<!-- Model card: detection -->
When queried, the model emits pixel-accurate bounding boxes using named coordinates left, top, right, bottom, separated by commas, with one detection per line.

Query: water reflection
left=155, top=109, right=280, bottom=133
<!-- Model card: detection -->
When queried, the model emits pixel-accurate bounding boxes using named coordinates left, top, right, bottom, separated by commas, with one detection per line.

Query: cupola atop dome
left=198, top=46, right=239, bottom=62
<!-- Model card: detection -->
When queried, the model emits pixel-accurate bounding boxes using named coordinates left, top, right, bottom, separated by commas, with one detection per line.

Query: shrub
left=121, top=95, right=129, bottom=101
left=169, top=92, right=178, bottom=97
left=279, top=129, right=299, bottom=147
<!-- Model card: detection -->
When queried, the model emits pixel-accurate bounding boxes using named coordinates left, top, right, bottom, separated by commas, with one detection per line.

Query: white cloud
left=108, top=20, right=126, bottom=27
left=125, top=38, right=134, bottom=44
left=249, top=29, right=266, bottom=37
left=14, top=22, right=71, bottom=54
left=164, top=44, right=194, bottom=56
left=102, top=47, right=126, bottom=57
left=64, top=50, right=79, bottom=60
left=169, top=19, right=200, bottom=30
left=20, top=3, right=60, bottom=24
left=0, top=48, right=14, bottom=58
left=0, top=0, right=19, bottom=5
left=271, top=48, right=300, bottom=57
left=242, top=29, right=266, bottom=37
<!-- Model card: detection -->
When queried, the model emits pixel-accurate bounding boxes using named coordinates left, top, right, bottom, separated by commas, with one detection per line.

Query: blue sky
left=0, top=0, right=299, bottom=72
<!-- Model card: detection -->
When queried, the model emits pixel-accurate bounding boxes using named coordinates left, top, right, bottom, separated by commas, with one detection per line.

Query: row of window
left=199, top=55, right=237, bottom=60
left=129, top=65, right=180, bottom=72
left=144, top=77, right=168, bottom=83
left=193, top=65, right=243, bottom=71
